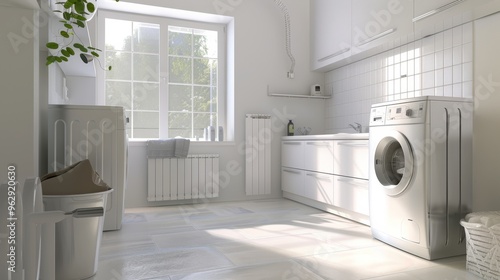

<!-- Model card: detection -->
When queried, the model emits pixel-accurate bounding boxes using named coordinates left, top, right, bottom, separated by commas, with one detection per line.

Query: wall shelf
left=267, top=85, right=331, bottom=99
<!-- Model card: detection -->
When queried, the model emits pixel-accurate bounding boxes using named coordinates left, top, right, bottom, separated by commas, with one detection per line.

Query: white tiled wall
left=324, top=23, right=473, bottom=133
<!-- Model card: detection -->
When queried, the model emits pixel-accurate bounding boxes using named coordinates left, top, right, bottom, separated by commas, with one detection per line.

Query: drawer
left=333, top=140, right=369, bottom=179
left=282, top=141, right=304, bottom=169
left=304, top=172, right=334, bottom=204
left=282, top=168, right=304, bottom=196
left=304, top=140, right=334, bottom=174
left=333, top=176, right=369, bottom=216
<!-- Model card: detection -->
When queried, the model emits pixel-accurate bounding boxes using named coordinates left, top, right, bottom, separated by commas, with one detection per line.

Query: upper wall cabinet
left=310, top=0, right=351, bottom=71
left=350, top=0, right=413, bottom=57
left=413, top=0, right=500, bottom=39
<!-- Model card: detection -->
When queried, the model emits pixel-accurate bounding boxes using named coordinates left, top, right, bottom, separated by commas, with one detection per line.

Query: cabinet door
left=333, top=140, right=369, bottom=179
left=333, top=176, right=369, bottom=216
left=351, top=0, right=413, bottom=55
left=414, top=0, right=500, bottom=39
left=282, top=141, right=304, bottom=169
left=304, top=172, right=334, bottom=204
left=282, top=168, right=304, bottom=196
left=304, top=141, right=334, bottom=174
left=311, top=0, right=351, bottom=71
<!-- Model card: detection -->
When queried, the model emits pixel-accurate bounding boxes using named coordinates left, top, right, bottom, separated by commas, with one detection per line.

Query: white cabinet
left=333, top=176, right=369, bottom=216
left=304, top=141, right=334, bottom=174
left=304, top=172, right=334, bottom=204
left=282, top=168, right=304, bottom=196
left=281, top=141, right=304, bottom=169
left=413, top=0, right=500, bottom=39
left=310, top=0, right=351, bottom=71
left=281, top=136, right=369, bottom=224
left=351, top=0, right=413, bottom=56
left=333, top=140, right=369, bottom=179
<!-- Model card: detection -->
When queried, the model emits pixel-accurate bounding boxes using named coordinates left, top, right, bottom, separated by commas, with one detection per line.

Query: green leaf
left=66, top=47, right=75, bottom=55
left=73, top=43, right=84, bottom=49
left=64, top=23, right=73, bottom=29
left=87, top=2, right=95, bottom=13
left=80, top=53, right=89, bottom=64
left=75, top=20, right=85, bottom=28
left=63, top=1, right=73, bottom=9
left=60, top=56, right=68, bottom=62
left=63, top=12, right=71, bottom=21
left=55, top=56, right=63, bottom=63
left=108, top=65, right=113, bottom=71
left=90, top=51, right=99, bottom=58
left=60, top=31, right=70, bottom=38
left=61, top=49, right=70, bottom=57
left=74, top=2, right=85, bottom=14
left=46, top=56, right=56, bottom=65
left=46, top=42, right=59, bottom=49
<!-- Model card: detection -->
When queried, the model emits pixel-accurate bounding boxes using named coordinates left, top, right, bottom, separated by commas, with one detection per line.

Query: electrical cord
left=274, top=0, right=296, bottom=78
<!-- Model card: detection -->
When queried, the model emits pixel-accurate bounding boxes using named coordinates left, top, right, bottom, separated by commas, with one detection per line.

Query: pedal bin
left=41, top=160, right=113, bottom=280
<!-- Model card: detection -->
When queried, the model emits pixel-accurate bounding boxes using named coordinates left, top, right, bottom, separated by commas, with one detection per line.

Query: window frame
left=96, top=10, right=227, bottom=141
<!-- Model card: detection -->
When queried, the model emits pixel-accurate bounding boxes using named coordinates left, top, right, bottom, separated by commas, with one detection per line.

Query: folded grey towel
left=147, top=138, right=190, bottom=158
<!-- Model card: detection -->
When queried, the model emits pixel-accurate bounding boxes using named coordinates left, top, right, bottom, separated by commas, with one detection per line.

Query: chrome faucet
left=349, top=122, right=363, bottom=133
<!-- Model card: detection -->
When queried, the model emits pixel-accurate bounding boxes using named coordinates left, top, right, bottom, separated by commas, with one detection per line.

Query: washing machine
left=369, top=96, right=473, bottom=260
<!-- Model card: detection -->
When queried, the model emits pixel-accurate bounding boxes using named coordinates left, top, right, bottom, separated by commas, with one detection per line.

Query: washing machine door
left=373, top=130, right=414, bottom=196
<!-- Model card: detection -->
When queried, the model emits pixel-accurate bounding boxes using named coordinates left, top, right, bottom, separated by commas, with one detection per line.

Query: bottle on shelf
left=287, top=120, right=294, bottom=136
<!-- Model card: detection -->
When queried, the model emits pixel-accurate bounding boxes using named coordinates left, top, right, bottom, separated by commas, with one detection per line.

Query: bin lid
left=41, top=160, right=110, bottom=195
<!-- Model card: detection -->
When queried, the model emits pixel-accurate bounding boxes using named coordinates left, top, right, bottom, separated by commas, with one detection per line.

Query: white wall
left=473, top=13, right=500, bottom=211
left=0, top=5, right=40, bottom=184
left=122, top=0, right=325, bottom=207
left=324, top=22, right=474, bottom=133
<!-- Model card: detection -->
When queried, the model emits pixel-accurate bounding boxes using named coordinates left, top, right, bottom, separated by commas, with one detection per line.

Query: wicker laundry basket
left=460, top=211, right=500, bottom=280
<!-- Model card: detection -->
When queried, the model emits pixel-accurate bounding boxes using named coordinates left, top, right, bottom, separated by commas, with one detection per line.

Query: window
left=98, top=11, right=226, bottom=140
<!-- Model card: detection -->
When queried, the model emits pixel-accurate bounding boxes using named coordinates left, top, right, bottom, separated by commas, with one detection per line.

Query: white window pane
left=168, top=112, right=191, bottom=138
left=105, top=19, right=132, bottom=51
left=106, top=81, right=131, bottom=109
left=133, top=111, right=159, bottom=138
left=169, top=57, right=192, bottom=84
left=169, top=85, right=191, bottom=111
left=194, top=29, right=217, bottom=58
left=133, top=82, right=159, bottom=110
left=133, top=54, right=159, bottom=82
left=194, top=58, right=217, bottom=85
left=193, top=86, right=217, bottom=112
left=106, top=51, right=132, bottom=80
left=169, top=27, right=192, bottom=56
left=133, top=22, right=160, bottom=54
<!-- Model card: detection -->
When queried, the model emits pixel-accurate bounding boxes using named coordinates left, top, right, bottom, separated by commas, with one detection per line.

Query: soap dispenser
left=287, top=120, right=294, bottom=136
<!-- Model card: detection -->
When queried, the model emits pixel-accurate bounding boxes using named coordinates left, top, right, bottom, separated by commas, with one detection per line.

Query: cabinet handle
left=413, top=0, right=466, bottom=22
left=306, top=141, right=331, bottom=146
left=336, top=141, right=368, bottom=147
left=283, top=142, right=301, bottom=145
left=306, top=173, right=332, bottom=180
left=356, top=28, right=397, bottom=47
left=336, top=177, right=368, bottom=187
left=283, top=169, right=301, bottom=175
left=318, top=47, right=350, bottom=62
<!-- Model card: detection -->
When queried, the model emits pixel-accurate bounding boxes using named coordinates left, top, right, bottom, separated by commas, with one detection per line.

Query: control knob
left=405, top=109, right=414, bottom=117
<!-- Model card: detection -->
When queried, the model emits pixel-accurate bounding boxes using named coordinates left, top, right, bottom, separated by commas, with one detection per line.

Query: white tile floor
left=91, top=199, right=482, bottom=280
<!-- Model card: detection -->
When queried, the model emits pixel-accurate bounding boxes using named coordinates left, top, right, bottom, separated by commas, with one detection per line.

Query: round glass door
left=374, top=130, right=414, bottom=196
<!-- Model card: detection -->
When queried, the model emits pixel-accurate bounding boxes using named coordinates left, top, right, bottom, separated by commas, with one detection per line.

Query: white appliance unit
left=369, top=96, right=473, bottom=260
left=47, top=105, right=128, bottom=231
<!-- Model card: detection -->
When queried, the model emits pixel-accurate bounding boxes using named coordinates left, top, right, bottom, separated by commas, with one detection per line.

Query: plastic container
left=460, top=211, right=500, bottom=280
left=41, top=160, right=112, bottom=280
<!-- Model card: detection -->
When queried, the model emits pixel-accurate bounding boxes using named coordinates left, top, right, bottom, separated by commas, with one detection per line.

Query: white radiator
left=245, top=114, right=272, bottom=195
left=147, top=155, right=219, bottom=201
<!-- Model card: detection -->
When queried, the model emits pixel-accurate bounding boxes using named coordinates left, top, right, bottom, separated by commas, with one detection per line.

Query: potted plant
left=46, top=0, right=118, bottom=70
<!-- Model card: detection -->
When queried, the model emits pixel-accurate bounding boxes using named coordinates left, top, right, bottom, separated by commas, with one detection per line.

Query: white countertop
left=282, top=133, right=369, bottom=141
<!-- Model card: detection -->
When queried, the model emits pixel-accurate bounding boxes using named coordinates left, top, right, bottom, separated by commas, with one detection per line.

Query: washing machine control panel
left=386, top=101, right=426, bottom=124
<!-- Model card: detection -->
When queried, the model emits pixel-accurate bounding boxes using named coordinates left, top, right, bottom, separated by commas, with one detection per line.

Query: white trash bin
left=41, top=160, right=113, bottom=280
